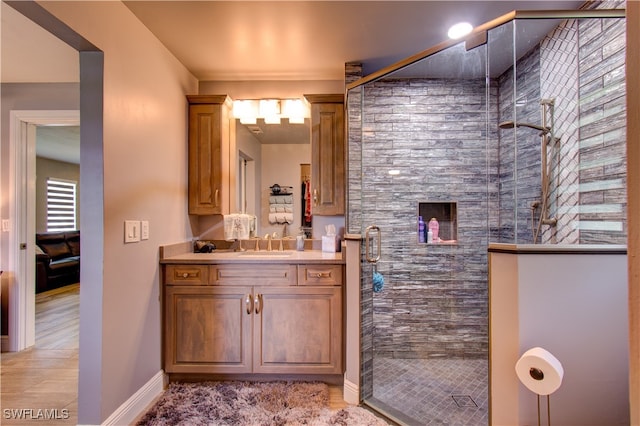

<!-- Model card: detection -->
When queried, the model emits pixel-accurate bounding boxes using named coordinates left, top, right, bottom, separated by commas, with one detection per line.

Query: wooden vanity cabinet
left=255, top=285, right=342, bottom=374
left=305, top=94, right=345, bottom=215
left=164, top=285, right=252, bottom=374
left=163, top=263, right=343, bottom=376
left=187, top=95, right=233, bottom=215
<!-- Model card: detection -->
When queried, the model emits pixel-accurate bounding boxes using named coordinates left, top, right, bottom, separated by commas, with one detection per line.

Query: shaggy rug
left=137, top=381, right=390, bottom=426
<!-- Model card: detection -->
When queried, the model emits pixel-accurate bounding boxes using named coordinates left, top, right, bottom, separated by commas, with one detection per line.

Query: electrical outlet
left=1, top=219, right=9, bottom=232
left=124, top=220, right=140, bottom=243
left=141, top=220, right=149, bottom=240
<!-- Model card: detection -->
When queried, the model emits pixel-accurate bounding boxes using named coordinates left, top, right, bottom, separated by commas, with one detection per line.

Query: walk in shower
left=346, top=5, right=626, bottom=425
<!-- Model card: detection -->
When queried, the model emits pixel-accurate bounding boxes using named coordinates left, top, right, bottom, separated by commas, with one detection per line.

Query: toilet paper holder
left=516, top=347, right=564, bottom=426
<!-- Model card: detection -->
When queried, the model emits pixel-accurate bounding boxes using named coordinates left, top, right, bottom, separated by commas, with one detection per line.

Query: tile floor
left=371, top=357, right=488, bottom=425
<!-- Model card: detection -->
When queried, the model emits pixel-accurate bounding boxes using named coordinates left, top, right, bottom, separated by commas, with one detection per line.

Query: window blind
left=46, top=178, right=77, bottom=232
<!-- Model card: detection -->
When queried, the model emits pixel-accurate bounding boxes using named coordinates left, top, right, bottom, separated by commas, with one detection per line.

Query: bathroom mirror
left=234, top=117, right=311, bottom=238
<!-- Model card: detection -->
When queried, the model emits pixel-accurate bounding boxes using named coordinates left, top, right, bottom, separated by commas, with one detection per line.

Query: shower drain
left=451, top=395, right=478, bottom=408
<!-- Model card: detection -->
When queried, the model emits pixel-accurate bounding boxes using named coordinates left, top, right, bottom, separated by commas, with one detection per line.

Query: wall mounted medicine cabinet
left=187, top=95, right=235, bottom=215
left=305, top=94, right=345, bottom=216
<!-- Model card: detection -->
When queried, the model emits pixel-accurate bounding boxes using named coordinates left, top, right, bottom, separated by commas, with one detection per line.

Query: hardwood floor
left=1, top=284, right=79, bottom=425
left=1, top=283, right=349, bottom=425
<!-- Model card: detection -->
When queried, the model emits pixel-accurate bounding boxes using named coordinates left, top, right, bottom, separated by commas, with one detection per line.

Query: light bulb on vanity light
left=233, top=100, right=258, bottom=124
left=282, top=99, right=307, bottom=124
left=260, top=99, right=281, bottom=124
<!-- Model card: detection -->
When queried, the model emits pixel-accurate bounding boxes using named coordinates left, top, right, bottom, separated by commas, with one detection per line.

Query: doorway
left=7, top=110, right=80, bottom=352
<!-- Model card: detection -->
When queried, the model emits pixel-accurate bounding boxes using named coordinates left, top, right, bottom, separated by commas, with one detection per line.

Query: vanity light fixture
left=282, top=99, right=307, bottom=124
left=448, top=22, right=473, bottom=39
left=233, top=100, right=258, bottom=125
left=233, top=98, right=310, bottom=124
left=259, top=99, right=281, bottom=124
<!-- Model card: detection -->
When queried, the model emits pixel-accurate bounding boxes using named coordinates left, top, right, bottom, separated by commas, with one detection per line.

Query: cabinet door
left=253, top=286, right=343, bottom=374
left=187, top=96, right=231, bottom=215
left=307, top=95, right=345, bottom=215
left=165, top=285, right=252, bottom=373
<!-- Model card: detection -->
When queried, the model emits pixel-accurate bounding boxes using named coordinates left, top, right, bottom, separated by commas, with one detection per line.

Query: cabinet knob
left=182, top=272, right=189, bottom=278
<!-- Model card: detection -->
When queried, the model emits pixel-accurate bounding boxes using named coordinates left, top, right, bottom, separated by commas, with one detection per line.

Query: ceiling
left=2, top=0, right=584, bottom=159
left=121, top=1, right=584, bottom=81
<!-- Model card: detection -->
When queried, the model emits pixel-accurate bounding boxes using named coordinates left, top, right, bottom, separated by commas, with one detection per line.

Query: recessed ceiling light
left=448, top=22, right=473, bottom=39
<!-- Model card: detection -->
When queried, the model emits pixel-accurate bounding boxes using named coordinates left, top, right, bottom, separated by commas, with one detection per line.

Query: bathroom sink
left=239, top=251, right=293, bottom=258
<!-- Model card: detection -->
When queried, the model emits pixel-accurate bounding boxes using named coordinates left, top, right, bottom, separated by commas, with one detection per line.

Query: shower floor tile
left=372, top=357, right=488, bottom=425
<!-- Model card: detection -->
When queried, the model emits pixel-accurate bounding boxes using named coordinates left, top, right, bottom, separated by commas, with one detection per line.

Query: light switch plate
left=125, top=220, right=140, bottom=243
left=141, top=220, right=149, bottom=240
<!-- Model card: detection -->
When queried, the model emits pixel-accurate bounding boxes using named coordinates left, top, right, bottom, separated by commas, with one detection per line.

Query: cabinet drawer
left=213, top=264, right=297, bottom=286
left=297, top=264, right=343, bottom=286
left=165, top=264, right=209, bottom=285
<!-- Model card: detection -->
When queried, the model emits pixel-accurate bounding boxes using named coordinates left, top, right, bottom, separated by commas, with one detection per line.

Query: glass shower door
left=348, top=37, right=492, bottom=425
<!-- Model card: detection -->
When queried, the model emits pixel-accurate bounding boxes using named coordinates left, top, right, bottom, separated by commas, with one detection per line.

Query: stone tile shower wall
left=354, top=78, right=492, bottom=360
left=497, top=7, right=626, bottom=244
left=575, top=12, right=626, bottom=244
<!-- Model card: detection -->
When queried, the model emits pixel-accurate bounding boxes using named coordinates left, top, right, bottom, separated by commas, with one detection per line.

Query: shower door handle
left=365, top=225, right=381, bottom=263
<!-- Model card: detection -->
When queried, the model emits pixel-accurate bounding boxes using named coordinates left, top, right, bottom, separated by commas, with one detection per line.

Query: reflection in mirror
left=235, top=118, right=311, bottom=238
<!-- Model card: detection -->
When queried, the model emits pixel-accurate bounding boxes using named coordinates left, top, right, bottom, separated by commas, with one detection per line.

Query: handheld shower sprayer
left=498, top=120, right=551, bottom=135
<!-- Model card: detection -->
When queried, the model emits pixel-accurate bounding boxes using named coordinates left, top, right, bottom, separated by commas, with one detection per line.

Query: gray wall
left=490, top=250, right=629, bottom=426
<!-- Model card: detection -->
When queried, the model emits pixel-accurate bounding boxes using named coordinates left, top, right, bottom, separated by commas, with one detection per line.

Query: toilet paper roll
left=515, top=347, right=564, bottom=395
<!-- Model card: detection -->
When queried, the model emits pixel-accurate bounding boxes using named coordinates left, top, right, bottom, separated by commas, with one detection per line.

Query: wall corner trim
left=101, top=370, right=165, bottom=426
left=343, top=377, right=360, bottom=405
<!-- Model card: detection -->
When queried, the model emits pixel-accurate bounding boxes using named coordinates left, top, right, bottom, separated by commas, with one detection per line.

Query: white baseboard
left=1, top=335, right=9, bottom=352
left=102, top=370, right=166, bottom=426
left=343, top=377, right=359, bottom=405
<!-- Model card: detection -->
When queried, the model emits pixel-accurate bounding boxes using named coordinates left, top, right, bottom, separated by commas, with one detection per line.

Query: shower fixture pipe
left=499, top=99, right=559, bottom=243
left=540, top=99, right=558, bottom=228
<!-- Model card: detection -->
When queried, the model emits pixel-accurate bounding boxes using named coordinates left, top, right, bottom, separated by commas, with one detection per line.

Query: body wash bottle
left=428, top=217, right=439, bottom=243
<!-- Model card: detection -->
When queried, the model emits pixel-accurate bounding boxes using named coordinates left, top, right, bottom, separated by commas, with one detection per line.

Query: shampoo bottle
left=418, top=216, right=425, bottom=243
left=428, top=217, right=439, bottom=243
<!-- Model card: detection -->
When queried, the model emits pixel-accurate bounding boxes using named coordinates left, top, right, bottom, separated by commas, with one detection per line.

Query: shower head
left=498, top=120, right=550, bottom=135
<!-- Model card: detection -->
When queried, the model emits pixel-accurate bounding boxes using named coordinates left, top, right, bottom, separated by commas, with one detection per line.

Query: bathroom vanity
left=160, top=244, right=344, bottom=379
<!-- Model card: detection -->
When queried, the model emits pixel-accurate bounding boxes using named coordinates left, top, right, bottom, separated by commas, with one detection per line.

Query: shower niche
left=418, top=202, right=458, bottom=244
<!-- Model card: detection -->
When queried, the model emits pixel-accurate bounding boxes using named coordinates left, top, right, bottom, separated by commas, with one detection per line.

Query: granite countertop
left=160, top=249, right=344, bottom=265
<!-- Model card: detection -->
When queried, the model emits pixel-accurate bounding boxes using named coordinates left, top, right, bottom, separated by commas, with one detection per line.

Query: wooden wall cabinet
left=163, top=263, right=343, bottom=375
left=305, top=94, right=345, bottom=215
left=187, top=95, right=234, bottom=215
